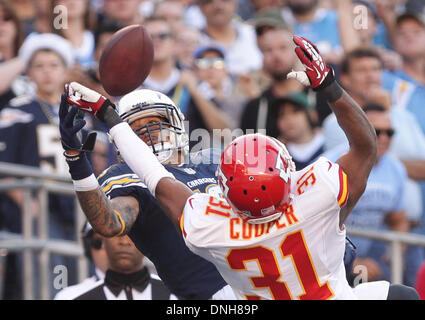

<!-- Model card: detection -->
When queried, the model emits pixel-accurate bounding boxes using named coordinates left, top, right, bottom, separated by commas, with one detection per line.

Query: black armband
left=96, top=100, right=123, bottom=129
left=321, top=80, right=344, bottom=103
left=313, top=66, right=343, bottom=103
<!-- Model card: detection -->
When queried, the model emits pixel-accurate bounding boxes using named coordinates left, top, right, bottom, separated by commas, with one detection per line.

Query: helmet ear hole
left=243, top=190, right=247, bottom=195
left=229, top=176, right=233, bottom=181
left=261, top=185, right=266, bottom=191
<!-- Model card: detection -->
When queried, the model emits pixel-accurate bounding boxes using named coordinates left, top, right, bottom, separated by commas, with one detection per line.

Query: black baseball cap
left=274, top=92, right=314, bottom=110
left=396, top=10, right=425, bottom=28
left=193, top=44, right=225, bottom=59
left=248, top=8, right=289, bottom=34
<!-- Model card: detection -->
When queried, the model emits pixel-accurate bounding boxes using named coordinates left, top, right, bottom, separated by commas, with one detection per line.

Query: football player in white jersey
left=62, top=36, right=419, bottom=300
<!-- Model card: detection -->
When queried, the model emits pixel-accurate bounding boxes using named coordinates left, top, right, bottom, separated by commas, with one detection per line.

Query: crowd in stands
left=1, top=0, right=425, bottom=299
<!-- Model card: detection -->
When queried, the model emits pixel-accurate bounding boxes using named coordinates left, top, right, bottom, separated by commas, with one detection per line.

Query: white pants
left=352, top=281, right=390, bottom=300
left=211, top=285, right=237, bottom=300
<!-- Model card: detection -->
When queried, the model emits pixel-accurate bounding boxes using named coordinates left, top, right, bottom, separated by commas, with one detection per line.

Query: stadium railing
left=1, top=162, right=425, bottom=299
left=0, top=161, right=88, bottom=300
left=347, top=227, right=425, bottom=284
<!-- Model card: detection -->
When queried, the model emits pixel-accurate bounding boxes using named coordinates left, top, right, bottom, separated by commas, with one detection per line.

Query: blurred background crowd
left=1, top=0, right=425, bottom=300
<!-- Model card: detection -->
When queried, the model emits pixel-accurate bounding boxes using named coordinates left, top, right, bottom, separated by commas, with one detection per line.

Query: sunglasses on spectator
left=195, top=58, right=226, bottom=69
left=150, top=32, right=172, bottom=41
left=375, top=128, right=395, bottom=137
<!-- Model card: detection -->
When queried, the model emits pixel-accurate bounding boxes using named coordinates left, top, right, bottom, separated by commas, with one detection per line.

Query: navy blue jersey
left=0, top=96, right=75, bottom=223
left=97, top=149, right=227, bottom=299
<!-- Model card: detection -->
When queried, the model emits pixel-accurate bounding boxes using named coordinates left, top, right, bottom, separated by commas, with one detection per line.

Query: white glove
left=287, top=70, right=310, bottom=86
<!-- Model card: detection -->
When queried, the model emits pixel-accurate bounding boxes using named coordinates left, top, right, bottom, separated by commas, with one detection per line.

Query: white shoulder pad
left=180, top=193, right=231, bottom=248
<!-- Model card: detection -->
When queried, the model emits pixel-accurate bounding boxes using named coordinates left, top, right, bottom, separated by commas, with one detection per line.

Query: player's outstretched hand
left=287, top=36, right=335, bottom=91
left=65, top=82, right=116, bottom=120
left=59, top=94, right=97, bottom=152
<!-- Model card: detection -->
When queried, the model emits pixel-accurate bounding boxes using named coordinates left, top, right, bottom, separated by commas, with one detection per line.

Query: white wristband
left=72, top=174, right=99, bottom=192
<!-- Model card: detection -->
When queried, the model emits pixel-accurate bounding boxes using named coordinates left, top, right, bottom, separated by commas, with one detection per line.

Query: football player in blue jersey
left=60, top=87, right=233, bottom=299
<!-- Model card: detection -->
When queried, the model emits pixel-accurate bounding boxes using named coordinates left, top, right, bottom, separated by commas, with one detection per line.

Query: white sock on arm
left=109, top=122, right=175, bottom=196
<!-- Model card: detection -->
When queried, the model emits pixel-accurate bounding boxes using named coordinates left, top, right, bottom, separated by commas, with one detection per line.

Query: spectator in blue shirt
left=392, top=11, right=425, bottom=88
left=323, top=48, right=425, bottom=226
left=323, top=105, right=415, bottom=285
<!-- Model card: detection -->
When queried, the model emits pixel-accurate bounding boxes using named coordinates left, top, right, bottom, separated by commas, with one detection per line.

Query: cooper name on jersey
left=227, top=204, right=300, bottom=241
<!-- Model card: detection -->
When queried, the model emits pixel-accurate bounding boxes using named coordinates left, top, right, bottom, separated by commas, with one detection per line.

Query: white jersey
left=180, top=157, right=356, bottom=300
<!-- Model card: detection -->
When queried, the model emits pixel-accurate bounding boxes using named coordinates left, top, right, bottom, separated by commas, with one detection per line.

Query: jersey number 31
left=226, top=230, right=334, bottom=300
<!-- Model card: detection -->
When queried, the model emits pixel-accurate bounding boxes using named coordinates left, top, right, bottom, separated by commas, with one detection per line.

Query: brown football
left=99, top=25, right=154, bottom=97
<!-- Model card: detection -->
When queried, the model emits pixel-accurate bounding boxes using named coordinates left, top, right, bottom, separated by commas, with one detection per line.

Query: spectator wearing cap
left=392, top=11, right=425, bottom=87
left=197, top=0, right=263, bottom=75
left=250, top=7, right=290, bottom=39
left=236, top=0, right=282, bottom=21
left=0, top=33, right=80, bottom=298
left=56, top=232, right=176, bottom=300
left=54, top=223, right=109, bottom=299
left=194, top=44, right=248, bottom=125
left=240, top=25, right=304, bottom=138
left=275, top=92, right=323, bottom=170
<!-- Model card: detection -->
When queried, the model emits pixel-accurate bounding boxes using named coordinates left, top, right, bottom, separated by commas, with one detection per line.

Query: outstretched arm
left=288, top=36, right=377, bottom=228
left=328, top=90, right=377, bottom=226
left=64, top=83, right=192, bottom=231
left=59, top=95, right=139, bottom=237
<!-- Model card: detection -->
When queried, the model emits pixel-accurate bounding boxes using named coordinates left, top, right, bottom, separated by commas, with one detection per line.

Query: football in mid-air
left=99, top=25, right=154, bottom=97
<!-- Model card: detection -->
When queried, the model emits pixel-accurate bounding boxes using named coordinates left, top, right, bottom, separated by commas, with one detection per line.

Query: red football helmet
left=217, top=134, right=296, bottom=224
